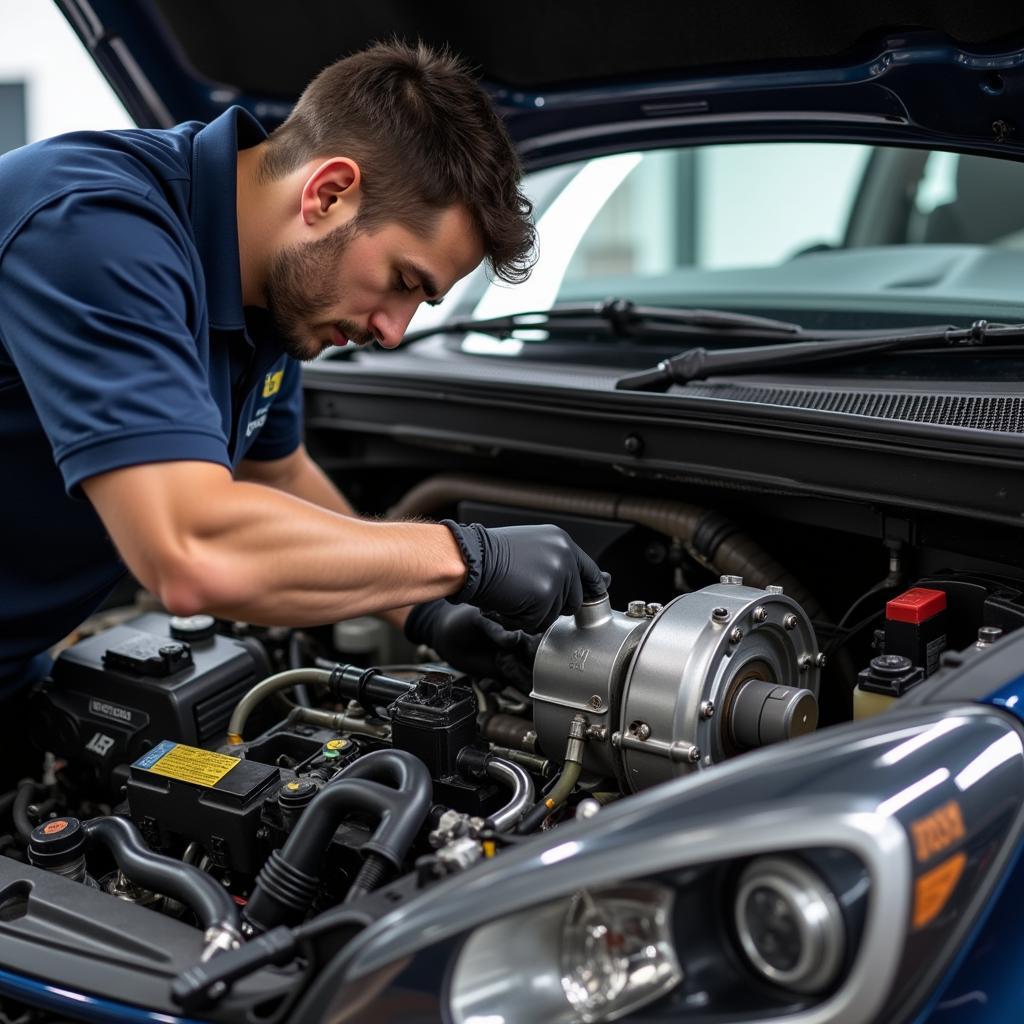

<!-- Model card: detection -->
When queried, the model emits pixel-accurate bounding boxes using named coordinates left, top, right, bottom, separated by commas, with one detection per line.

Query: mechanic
left=0, top=42, right=607, bottom=705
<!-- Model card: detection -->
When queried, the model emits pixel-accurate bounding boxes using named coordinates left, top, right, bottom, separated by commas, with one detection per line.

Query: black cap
left=28, top=816, right=85, bottom=869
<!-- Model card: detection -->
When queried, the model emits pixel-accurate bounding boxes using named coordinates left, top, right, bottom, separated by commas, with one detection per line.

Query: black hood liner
left=153, top=0, right=1024, bottom=99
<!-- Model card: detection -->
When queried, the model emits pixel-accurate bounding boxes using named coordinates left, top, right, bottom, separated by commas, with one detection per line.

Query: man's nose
left=370, top=306, right=417, bottom=350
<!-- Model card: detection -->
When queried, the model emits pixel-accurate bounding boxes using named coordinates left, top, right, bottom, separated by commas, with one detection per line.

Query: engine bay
left=2, top=471, right=1023, bottom=1016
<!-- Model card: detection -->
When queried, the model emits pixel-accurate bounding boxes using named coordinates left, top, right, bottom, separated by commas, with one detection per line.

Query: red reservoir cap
left=886, top=587, right=947, bottom=624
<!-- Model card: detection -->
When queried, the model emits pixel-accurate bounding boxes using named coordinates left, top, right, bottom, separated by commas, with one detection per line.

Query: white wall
left=0, top=0, right=132, bottom=143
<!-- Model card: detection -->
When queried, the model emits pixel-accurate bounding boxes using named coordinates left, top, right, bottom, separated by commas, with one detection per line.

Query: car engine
left=5, top=484, right=1024, bottom=1013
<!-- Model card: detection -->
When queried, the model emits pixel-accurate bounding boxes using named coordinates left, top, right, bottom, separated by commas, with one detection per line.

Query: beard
left=264, top=220, right=376, bottom=361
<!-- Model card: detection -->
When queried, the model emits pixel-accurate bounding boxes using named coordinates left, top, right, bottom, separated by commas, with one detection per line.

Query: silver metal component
left=430, top=809, right=486, bottom=849
left=201, top=924, right=243, bottom=962
left=485, top=757, right=535, bottom=832
left=613, top=731, right=701, bottom=764
left=977, top=625, right=1004, bottom=648
left=626, top=600, right=648, bottom=618
left=437, top=836, right=483, bottom=873
left=533, top=593, right=651, bottom=777
left=575, top=798, right=602, bottom=820
left=533, top=582, right=820, bottom=792
left=586, top=694, right=604, bottom=711
left=720, top=575, right=744, bottom=586
left=103, top=869, right=162, bottom=906
left=735, top=856, right=845, bottom=994
left=645, top=602, right=663, bottom=617
left=565, top=715, right=588, bottom=765
left=487, top=746, right=553, bottom=778
left=816, top=652, right=828, bottom=668
left=766, top=585, right=785, bottom=595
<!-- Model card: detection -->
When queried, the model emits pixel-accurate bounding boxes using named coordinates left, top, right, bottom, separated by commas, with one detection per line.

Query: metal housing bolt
left=645, top=602, right=663, bottom=617
left=626, top=600, right=647, bottom=618
left=720, top=575, right=743, bottom=586
left=766, top=585, right=784, bottom=595
left=752, top=606, right=768, bottom=624
left=815, top=653, right=827, bottom=668
left=633, top=722, right=652, bottom=740
left=700, top=700, right=715, bottom=719
left=587, top=694, right=604, bottom=711
left=730, top=627, right=744, bottom=644
left=784, top=614, right=798, bottom=631
left=711, top=606, right=730, bottom=623
left=799, top=654, right=813, bottom=672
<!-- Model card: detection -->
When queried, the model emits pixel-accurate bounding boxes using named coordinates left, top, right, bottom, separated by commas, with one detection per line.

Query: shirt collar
left=190, top=106, right=267, bottom=332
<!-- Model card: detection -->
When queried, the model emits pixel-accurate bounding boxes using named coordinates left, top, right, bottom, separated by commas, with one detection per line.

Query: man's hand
left=442, top=521, right=609, bottom=632
left=405, top=600, right=538, bottom=688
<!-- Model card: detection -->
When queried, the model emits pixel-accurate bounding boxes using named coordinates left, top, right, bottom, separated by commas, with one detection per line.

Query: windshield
left=451, top=142, right=1024, bottom=344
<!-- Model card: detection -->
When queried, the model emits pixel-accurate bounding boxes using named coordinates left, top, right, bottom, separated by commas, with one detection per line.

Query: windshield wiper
left=403, top=298, right=804, bottom=344
left=615, top=319, right=1024, bottom=392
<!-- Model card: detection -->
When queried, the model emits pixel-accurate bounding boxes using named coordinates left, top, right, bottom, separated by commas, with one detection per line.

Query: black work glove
left=441, top=520, right=610, bottom=632
left=405, top=600, right=539, bottom=689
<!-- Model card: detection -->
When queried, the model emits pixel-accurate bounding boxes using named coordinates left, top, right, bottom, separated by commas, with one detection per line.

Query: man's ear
left=299, top=157, right=361, bottom=227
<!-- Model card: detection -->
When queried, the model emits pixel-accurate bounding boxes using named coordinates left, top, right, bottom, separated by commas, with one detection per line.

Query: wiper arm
left=615, top=319, right=1024, bottom=392
left=403, top=298, right=804, bottom=344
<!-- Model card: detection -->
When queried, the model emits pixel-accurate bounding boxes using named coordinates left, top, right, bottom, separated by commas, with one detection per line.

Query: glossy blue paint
left=981, top=674, right=1024, bottom=724
left=0, top=967, right=204, bottom=1024
left=915, top=833, right=1024, bottom=1022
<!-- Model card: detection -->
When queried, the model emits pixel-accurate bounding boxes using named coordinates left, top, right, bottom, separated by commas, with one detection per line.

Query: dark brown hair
left=260, top=41, right=536, bottom=284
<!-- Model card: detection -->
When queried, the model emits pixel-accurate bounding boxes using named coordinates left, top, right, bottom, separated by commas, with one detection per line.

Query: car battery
left=884, top=587, right=948, bottom=676
left=127, top=740, right=280, bottom=875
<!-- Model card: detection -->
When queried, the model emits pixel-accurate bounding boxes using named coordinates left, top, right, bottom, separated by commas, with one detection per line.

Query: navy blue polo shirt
left=0, top=107, right=303, bottom=688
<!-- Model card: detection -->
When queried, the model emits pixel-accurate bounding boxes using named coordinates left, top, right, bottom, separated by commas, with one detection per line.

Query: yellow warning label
left=143, top=743, right=239, bottom=788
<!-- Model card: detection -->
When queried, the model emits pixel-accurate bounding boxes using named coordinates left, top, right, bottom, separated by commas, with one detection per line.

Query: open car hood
left=57, top=0, right=1024, bottom=166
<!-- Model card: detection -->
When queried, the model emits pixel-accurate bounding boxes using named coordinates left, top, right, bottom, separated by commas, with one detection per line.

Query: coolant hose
left=226, top=668, right=331, bottom=746
left=484, top=757, right=535, bottom=831
left=389, top=473, right=825, bottom=620
left=458, top=748, right=535, bottom=831
left=13, top=781, right=50, bottom=843
left=81, top=817, right=240, bottom=953
left=516, top=760, right=584, bottom=834
left=244, top=749, right=431, bottom=930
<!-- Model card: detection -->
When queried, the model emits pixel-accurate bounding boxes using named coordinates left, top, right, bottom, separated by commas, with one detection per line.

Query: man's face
left=265, top=203, right=483, bottom=361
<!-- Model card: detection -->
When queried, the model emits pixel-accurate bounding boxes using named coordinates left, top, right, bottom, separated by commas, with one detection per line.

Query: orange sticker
left=42, top=820, right=68, bottom=835
left=911, top=800, right=965, bottom=863
left=913, top=852, right=967, bottom=929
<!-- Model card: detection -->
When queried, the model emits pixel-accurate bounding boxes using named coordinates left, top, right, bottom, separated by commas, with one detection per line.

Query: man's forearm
left=83, top=461, right=466, bottom=626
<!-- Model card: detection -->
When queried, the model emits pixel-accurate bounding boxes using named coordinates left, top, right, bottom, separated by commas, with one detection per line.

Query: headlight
left=449, top=883, right=681, bottom=1024
left=319, top=705, right=1024, bottom=1024
left=734, top=856, right=845, bottom=994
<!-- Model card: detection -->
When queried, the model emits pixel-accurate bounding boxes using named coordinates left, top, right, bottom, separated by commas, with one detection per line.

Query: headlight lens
left=448, top=882, right=681, bottom=1024
left=561, top=886, right=681, bottom=1022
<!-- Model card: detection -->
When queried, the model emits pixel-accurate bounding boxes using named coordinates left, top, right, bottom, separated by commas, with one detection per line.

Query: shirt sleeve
left=243, top=357, right=304, bottom=462
left=0, top=187, right=230, bottom=497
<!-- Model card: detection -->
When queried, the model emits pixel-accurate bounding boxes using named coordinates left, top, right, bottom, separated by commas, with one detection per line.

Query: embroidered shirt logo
left=262, top=370, right=284, bottom=398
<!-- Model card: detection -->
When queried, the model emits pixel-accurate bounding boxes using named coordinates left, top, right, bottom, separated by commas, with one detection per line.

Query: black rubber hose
left=13, top=781, right=49, bottom=844
left=81, top=817, right=239, bottom=935
left=284, top=750, right=431, bottom=876
left=244, top=750, right=431, bottom=930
